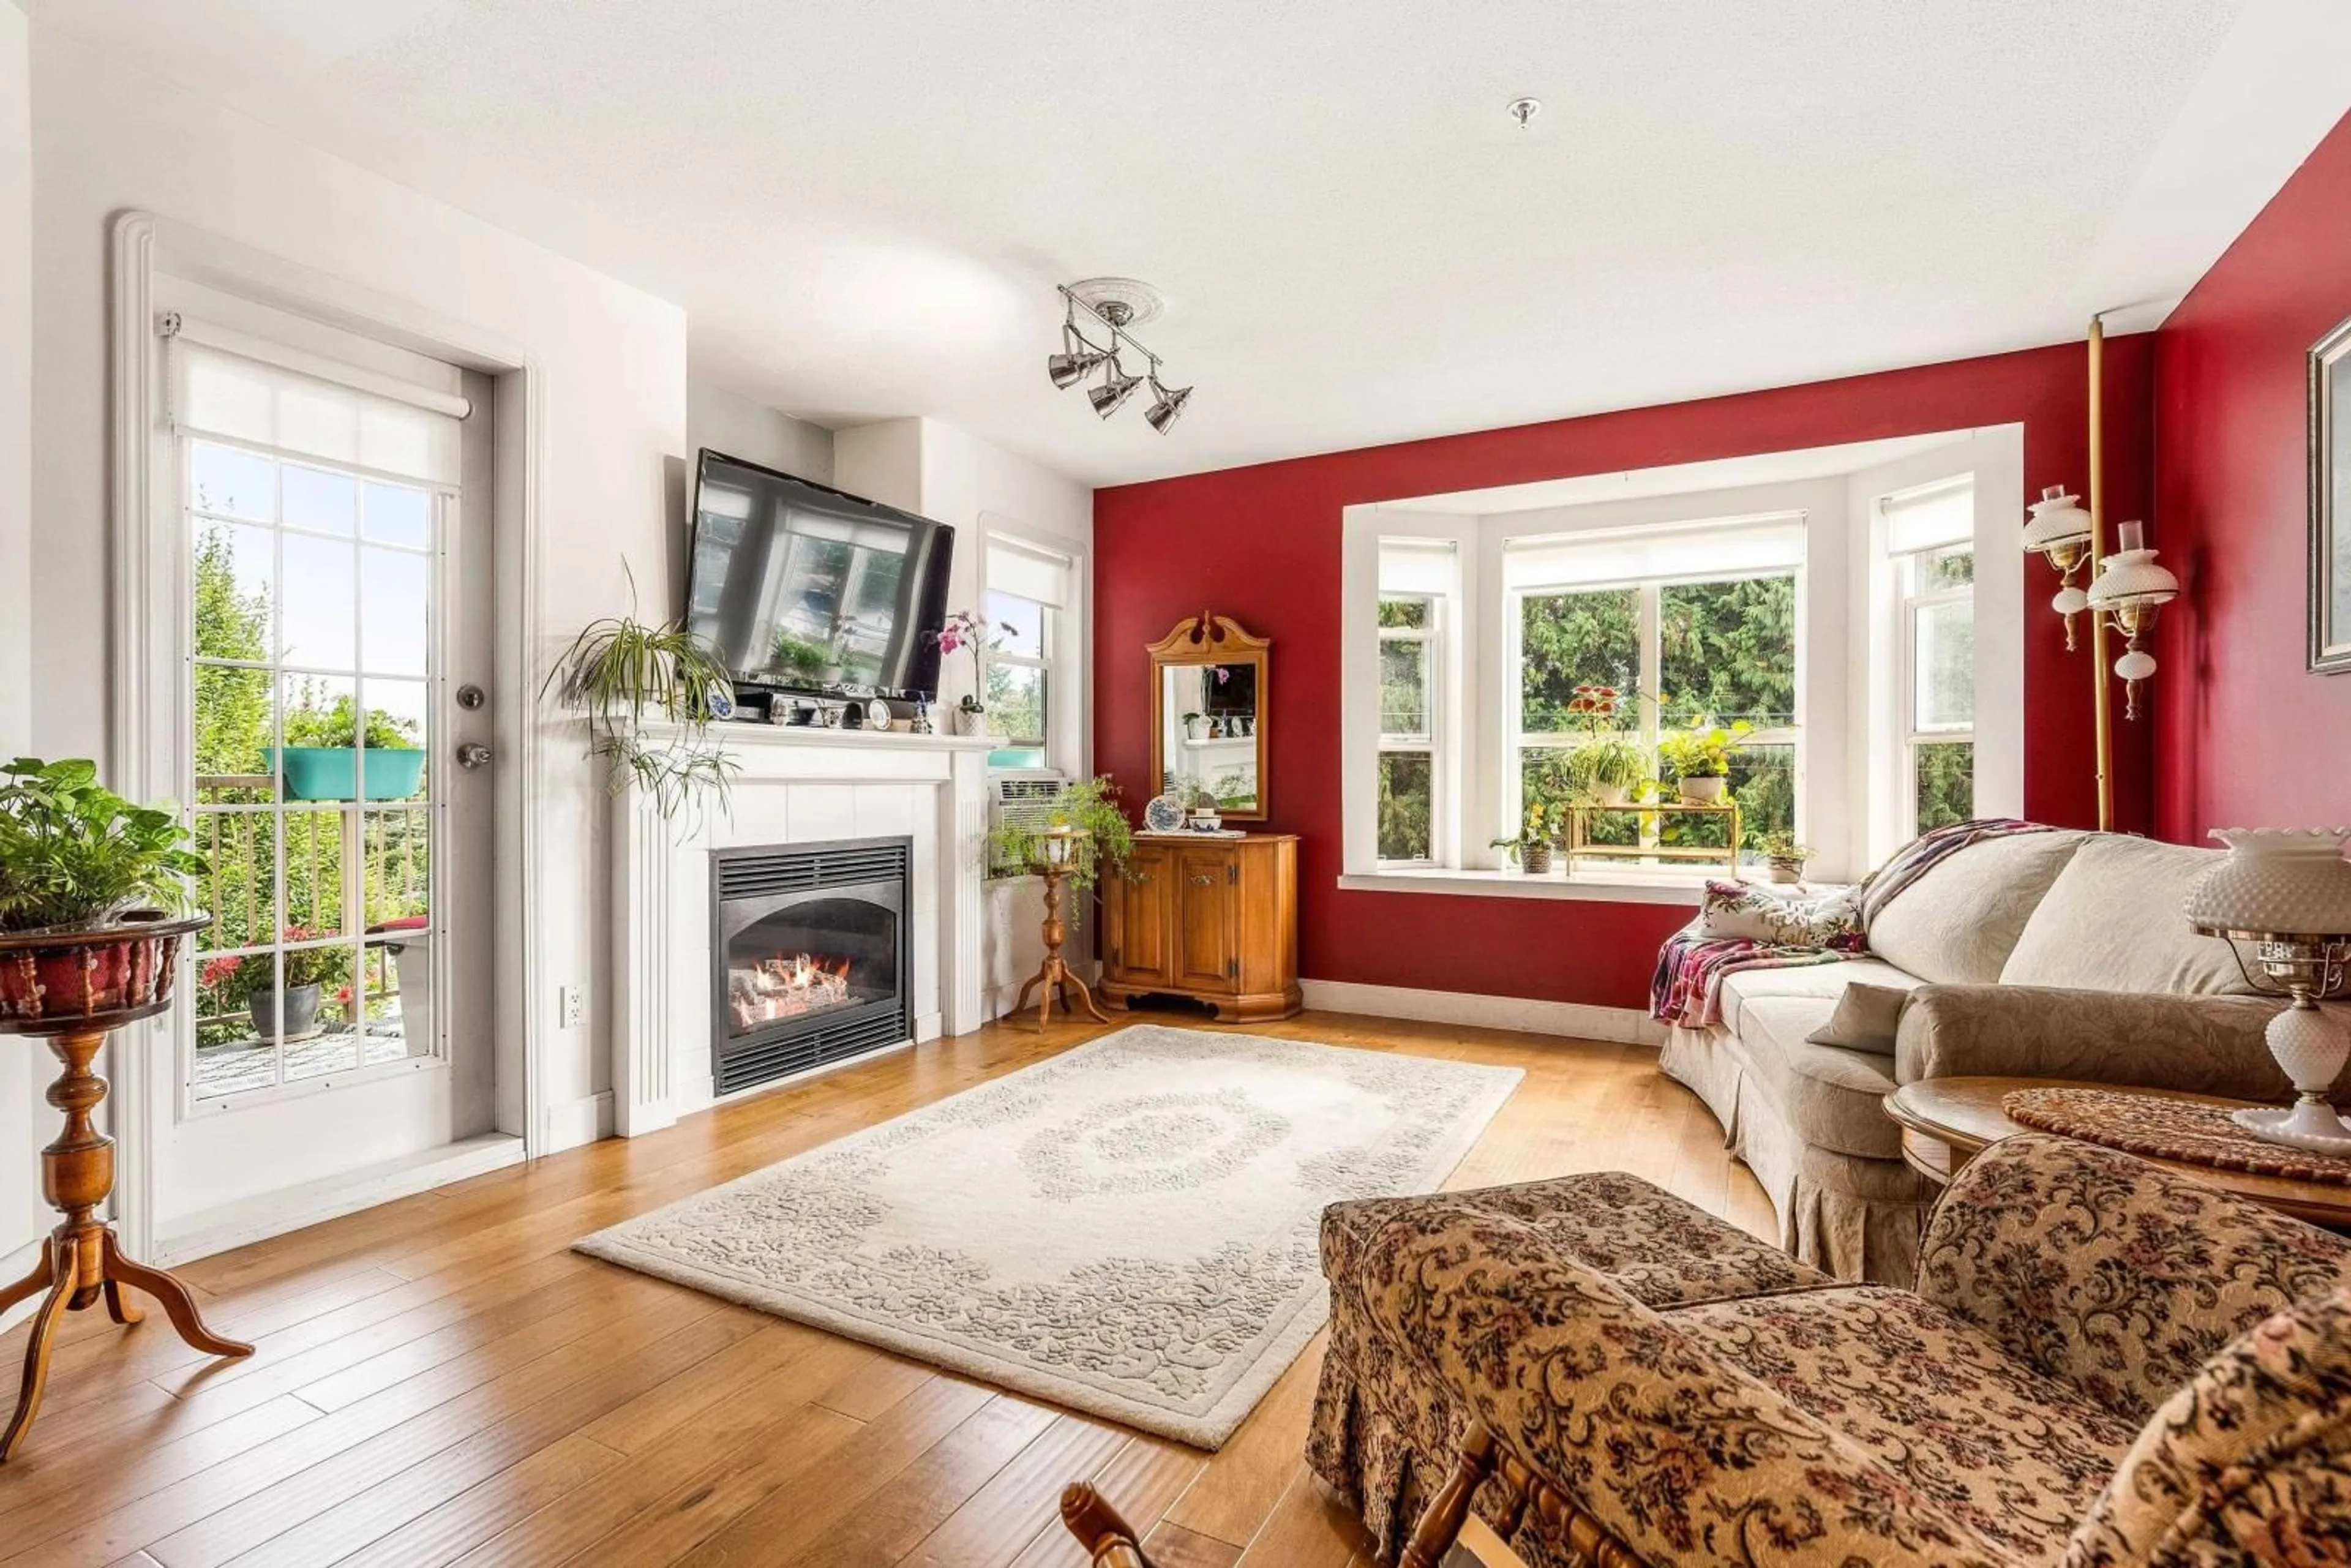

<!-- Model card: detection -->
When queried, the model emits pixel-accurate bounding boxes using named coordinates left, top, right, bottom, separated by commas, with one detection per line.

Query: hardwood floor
left=0, top=1010, right=1772, bottom=1567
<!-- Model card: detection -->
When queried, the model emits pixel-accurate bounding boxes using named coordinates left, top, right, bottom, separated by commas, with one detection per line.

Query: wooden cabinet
left=1101, top=834, right=1300, bottom=1021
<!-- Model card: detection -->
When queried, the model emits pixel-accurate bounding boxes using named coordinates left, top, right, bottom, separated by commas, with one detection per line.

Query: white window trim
left=1374, top=591, right=1442, bottom=866
left=1896, top=549, right=1976, bottom=839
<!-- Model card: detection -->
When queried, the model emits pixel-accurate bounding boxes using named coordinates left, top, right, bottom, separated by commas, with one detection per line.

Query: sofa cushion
left=1864, top=829, right=2088, bottom=983
left=1805, top=980, right=1909, bottom=1055
left=1673, top=1285, right=2141, bottom=1563
left=2000, top=835, right=2256, bottom=996
left=1735, top=996, right=1906, bottom=1160
left=1718, top=956, right=1922, bottom=1037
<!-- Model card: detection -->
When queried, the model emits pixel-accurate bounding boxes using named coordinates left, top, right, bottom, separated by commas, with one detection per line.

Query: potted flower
left=201, top=926, right=353, bottom=1041
left=1182, top=711, right=1205, bottom=740
left=1562, top=686, right=1649, bottom=806
left=0, top=757, right=209, bottom=1025
left=1657, top=716, right=1752, bottom=803
left=1755, top=829, right=1813, bottom=885
left=266, top=689, right=426, bottom=802
left=932, top=610, right=1011, bottom=737
left=1492, top=797, right=1558, bottom=874
left=980, top=776, right=1136, bottom=890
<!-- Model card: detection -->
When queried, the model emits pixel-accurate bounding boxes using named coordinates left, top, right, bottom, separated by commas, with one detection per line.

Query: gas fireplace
left=710, top=836, right=910, bottom=1095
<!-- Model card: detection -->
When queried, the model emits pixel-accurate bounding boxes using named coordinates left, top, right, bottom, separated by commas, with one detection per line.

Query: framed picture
left=2313, top=310, right=2351, bottom=673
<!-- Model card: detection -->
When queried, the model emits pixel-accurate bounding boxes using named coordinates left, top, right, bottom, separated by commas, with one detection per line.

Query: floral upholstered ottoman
left=1308, top=1171, right=1830, bottom=1562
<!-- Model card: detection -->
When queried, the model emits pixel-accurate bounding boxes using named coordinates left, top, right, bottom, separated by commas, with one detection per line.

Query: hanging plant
left=542, top=570, right=740, bottom=821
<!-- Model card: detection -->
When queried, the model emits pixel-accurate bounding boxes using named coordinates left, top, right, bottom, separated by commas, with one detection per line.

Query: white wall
left=28, top=26, right=689, bottom=1220
left=1, top=0, right=40, bottom=1319
left=834, top=417, right=1097, bottom=1014
left=686, top=378, right=833, bottom=486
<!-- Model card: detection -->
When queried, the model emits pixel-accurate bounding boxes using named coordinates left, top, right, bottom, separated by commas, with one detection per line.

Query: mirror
left=1149, top=614, right=1270, bottom=822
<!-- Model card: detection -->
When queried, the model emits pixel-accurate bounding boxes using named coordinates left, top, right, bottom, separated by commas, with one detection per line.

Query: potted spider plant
left=0, top=757, right=209, bottom=1025
left=544, top=573, right=741, bottom=822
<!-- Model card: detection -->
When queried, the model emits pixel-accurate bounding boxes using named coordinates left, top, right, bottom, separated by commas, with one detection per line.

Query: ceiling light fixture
left=1048, top=279, right=1192, bottom=435
left=1507, top=96, right=1542, bottom=130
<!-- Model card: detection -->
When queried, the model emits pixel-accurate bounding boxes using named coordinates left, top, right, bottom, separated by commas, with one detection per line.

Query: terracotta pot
left=0, top=910, right=205, bottom=1026
left=1678, top=775, right=1728, bottom=804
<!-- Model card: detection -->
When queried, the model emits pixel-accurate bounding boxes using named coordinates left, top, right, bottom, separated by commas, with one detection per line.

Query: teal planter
left=267, top=746, right=426, bottom=802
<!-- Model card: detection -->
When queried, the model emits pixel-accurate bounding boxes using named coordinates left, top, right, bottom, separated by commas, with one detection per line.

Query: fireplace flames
left=729, top=952, right=854, bottom=1030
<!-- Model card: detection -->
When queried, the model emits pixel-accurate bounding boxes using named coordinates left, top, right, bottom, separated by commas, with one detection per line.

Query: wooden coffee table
left=1884, top=1076, right=2351, bottom=1232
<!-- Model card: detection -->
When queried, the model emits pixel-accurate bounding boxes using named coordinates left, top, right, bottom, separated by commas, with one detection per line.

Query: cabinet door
left=1109, top=845, right=1173, bottom=987
left=1173, top=847, right=1239, bottom=992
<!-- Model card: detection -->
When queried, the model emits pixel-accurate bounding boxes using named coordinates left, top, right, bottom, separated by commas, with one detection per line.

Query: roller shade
left=986, top=535, right=1073, bottom=607
left=1502, top=512, right=1804, bottom=591
left=168, top=323, right=465, bottom=487
left=1883, top=479, right=1974, bottom=555
left=1378, top=538, right=1457, bottom=597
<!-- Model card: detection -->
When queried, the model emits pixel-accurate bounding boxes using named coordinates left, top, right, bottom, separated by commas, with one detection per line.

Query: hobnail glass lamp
left=2184, top=829, right=2351, bottom=1150
left=2085, top=520, right=2180, bottom=718
left=2020, top=486, right=2095, bottom=650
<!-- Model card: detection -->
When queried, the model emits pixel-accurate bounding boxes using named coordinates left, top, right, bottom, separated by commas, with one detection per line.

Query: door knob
left=454, top=741, right=493, bottom=770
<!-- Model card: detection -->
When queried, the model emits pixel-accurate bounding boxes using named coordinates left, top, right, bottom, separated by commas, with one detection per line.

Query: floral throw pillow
left=1698, top=879, right=1861, bottom=948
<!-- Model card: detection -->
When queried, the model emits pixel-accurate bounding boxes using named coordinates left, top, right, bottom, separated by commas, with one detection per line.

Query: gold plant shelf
left=1562, top=800, right=1741, bottom=876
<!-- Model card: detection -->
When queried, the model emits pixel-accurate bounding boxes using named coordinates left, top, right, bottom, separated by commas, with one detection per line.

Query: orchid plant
left=932, top=609, right=1016, bottom=716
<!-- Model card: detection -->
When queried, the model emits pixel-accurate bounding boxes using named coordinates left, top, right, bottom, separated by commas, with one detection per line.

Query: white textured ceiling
left=28, top=1, right=2351, bottom=488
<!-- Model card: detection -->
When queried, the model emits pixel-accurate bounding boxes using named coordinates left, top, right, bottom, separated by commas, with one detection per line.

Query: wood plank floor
left=0, top=1010, right=1771, bottom=1567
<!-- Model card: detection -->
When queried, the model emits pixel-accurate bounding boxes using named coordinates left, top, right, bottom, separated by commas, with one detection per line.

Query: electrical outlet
left=558, top=984, right=585, bottom=1029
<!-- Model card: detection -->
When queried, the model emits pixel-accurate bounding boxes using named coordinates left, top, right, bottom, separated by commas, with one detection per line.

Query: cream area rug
left=575, top=1025, right=1520, bottom=1449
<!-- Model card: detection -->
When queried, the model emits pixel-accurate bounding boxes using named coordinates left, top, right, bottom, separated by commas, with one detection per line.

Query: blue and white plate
left=1143, top=792, right=1187, bottom=834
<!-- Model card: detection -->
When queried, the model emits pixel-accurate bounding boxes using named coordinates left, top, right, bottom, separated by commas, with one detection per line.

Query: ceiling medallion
left=1048, top=277, right=1191, bottom=435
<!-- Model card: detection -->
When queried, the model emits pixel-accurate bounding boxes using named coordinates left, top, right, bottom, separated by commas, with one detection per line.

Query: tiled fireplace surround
left=609, top=723, right=997, bottom=1135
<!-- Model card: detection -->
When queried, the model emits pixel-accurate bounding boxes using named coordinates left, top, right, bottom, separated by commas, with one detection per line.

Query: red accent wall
left=2153, top=111, right=2351, bottom=843
left=1095, top=342, right=2155, bottom=1010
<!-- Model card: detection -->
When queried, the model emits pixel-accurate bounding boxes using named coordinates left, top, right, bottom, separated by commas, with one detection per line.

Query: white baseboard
left=151, top=1132, right=528, bottom=1267
left=542, top=1091, right=614, bottom=1152
left=1299, top=978, right=1665, bottom=1047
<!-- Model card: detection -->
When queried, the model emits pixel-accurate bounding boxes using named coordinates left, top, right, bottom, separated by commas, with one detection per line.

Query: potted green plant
left=1563, top=685, right=1649, bottom=806
left=1491, top=797, right=1557, bottom=874
left=201, top=926, right=352, bottom=1041
left=981, top=776, right=1135, bottom=891
left=1657, top=716, right=1752, bottom=803
left=1755, top=829, right=1814, bottom=885
left=266, top=689, right=426, bottom=802
left=0, top=757, right=209, bottom=1024
left=545, top=572, right=741, bottom=820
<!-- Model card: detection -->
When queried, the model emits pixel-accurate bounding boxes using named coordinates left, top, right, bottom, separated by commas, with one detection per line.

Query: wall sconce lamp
left=2084, top=519, right=2180, bottom=719
left=2021, top=486, right=2095, bottom=650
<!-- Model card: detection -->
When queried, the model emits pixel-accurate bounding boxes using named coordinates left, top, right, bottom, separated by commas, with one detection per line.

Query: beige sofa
left=1660, top=830, right=2328, bottom=1285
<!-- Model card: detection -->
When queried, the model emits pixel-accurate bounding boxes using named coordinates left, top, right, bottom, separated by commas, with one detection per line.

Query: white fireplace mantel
left=610, top=721, right=997, bottom=1135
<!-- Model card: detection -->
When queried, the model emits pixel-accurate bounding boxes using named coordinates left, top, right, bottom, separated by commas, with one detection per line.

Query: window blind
left=168, top=323, right=465, bottom=488
left=1501, top=512, right=1804, bottom=591
left=1883, top=479, right=1974, bottom=555
left=986, top=536, right=1074, bottom=607
left=1378, top=538, right=1457, bottom=597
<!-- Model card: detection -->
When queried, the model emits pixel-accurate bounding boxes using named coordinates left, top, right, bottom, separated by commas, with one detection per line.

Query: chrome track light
left=1144, top=377, right=1192, bottom=434
left=1049, top=279, right=1194, bottom=435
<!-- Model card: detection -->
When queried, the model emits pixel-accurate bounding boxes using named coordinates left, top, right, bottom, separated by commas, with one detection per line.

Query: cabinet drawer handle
left=1190, top=872, right=1217, bottom=886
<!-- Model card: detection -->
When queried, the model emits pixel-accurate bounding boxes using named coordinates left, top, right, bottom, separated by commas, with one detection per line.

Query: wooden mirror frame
left=1147, top=613, right=1271, bottom=823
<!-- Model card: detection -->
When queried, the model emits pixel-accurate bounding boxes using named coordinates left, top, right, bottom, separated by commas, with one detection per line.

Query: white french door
left=144, top=305, right=502, bottom=1250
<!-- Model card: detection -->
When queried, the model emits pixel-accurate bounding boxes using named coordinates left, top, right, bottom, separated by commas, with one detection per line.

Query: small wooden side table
left=0, top=915, right=252, bottom=1460
left=1008, top=863, right=1108, bottom=1032
left=1884, top=1076, right=2351, bottom=1231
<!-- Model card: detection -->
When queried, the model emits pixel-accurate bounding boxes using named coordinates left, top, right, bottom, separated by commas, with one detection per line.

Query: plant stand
left=0, top=917, right=250, bottom=1461
left=1008, top=863, right=1109, bottom=1032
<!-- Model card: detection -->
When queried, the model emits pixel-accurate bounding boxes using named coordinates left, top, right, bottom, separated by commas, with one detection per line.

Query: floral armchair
left=1307, top=1133, right=2351, bottom=1566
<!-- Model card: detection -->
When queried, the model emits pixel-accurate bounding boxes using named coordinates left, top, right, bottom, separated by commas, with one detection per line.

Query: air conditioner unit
left=989, top=771, right=1068, bottom=873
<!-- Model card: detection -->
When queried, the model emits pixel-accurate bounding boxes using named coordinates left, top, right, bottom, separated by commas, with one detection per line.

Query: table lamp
left=2184, top=828, right=2351, bottom=1151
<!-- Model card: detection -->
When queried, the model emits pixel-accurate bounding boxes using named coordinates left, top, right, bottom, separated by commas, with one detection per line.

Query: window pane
left=281, top=532, right=357, bottom=671
left=1379, top=637, right=1429, bottom=736
left=1524, top=746, right=1636, bottom=846
left=987, top=661, right=1046, bottom=746
left=1521, top=588, right=1637, bottom=732
left=362, top=481, right=432, bottom=547
left=983, top=590, right=1046, bottom=661
left=361, top=546, right=430, bottom=677
left=1377, top=597, right=1428, bottom=631
left=1660, top=576, right=1796, bottom=729
left=282, top=463, right=358, bottom=536
left=194, top=809, right=277, bottom=953
left=192, top=520, right=276, bottom=662
left=190, top=441, right=274, bottom=522
left=1914, top=599, right=1974, bottom=729
left=1730, top=743, right=1795, bottom=857
left=1922, top=546, right=1974, bottom=590
left=1914, top=741, right=1974, bottom=832
left=1377, top=752, right=1431, bottom=861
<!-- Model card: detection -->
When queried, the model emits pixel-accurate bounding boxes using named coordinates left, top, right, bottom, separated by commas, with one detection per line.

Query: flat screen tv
left=684, top=449, right=956, bottom=700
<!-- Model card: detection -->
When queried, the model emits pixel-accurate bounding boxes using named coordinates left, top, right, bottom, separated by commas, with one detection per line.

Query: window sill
left=1337, top=867, right=1709, bottom=906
